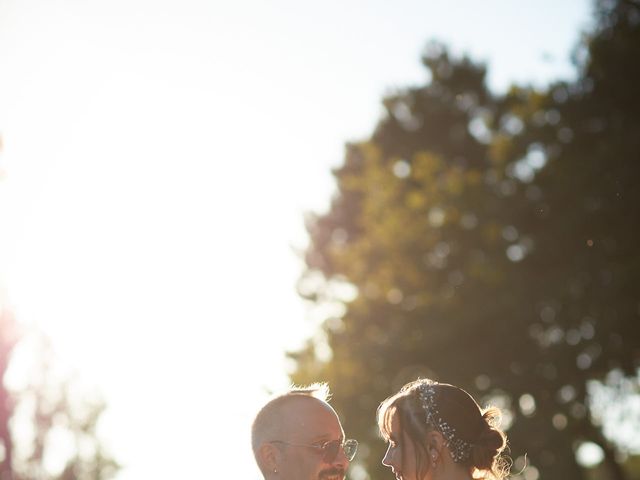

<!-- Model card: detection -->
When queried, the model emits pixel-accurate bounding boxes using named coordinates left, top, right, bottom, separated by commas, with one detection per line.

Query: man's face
left=277, top=397, right=350, bottom=480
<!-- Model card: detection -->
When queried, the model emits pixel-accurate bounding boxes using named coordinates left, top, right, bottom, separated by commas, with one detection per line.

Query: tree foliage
left=0, top=308, right=119, bottom=480
left=290, top=1, right=640, bottom=479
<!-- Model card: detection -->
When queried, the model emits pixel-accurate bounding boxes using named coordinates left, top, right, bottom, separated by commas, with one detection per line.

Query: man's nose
left=332, top=445, right=349, bottom=469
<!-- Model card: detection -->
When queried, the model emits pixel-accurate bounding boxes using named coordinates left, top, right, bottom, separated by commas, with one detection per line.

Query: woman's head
left=377, top=379, right=508, bottom=480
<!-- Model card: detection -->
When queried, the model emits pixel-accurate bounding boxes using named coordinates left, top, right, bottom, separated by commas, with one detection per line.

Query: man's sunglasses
left=271, top=438, right=358, bottom=462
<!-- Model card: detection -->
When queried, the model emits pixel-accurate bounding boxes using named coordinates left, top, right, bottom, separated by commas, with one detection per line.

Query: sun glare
left=0, top=0, right=591, bottom=478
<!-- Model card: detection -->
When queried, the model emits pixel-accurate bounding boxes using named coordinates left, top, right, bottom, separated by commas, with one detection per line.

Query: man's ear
left=258, top=442, right=282, bottom=474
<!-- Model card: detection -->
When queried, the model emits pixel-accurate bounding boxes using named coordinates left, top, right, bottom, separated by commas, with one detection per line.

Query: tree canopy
left=0, top=308, right=119, bottom=480
left=290, top=1, right=640, bottom=479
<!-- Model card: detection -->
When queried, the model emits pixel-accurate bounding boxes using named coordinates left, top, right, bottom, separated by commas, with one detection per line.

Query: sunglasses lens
left=322, top=439, right=358, bottom=462
left=323, top=440, right=340, bottom=462
left=344, top=439, right=358, bottom=461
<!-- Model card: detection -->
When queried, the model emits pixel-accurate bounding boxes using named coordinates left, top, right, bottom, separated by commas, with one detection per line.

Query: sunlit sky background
left=0, top=1, right=592, bottom=478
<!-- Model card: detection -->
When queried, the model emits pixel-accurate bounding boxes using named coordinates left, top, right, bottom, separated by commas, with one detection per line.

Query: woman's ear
left=258, top=442, right=282, bottom=474
left=425, top=431, right=445, bottom=464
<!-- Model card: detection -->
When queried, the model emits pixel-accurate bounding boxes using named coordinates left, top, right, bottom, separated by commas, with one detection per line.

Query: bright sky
left=0, top=1, right=591, bottom=479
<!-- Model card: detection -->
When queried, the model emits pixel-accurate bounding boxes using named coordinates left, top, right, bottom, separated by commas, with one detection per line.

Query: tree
left=0, top=306, right=119, bottom=480
left=290, top=1, right=640, bottom=479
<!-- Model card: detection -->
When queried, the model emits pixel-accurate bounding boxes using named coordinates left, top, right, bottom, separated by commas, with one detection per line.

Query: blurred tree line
left=0, top=87, right=118, bottom=480
left=0, top=306, right=118, bottom=477
left=290, top=1, right=640, bottom=479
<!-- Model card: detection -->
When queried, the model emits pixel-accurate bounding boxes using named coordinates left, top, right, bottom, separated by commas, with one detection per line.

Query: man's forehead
left=285, top=395, right=333, bottom=415
left=279, top=396, right=342, bottom=438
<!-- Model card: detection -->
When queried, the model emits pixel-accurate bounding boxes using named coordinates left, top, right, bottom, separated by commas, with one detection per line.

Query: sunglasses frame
left=271, top=438, right=358, bottom=462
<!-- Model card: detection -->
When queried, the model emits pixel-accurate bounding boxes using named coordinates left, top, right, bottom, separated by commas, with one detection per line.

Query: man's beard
left=319, top=467, right=346, bottom=480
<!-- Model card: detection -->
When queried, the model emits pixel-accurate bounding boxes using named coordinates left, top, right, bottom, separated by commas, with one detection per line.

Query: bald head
left=251, top=384, right=340, bottom=474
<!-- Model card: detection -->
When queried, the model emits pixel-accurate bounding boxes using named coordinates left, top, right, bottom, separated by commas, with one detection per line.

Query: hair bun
left=469, top=407, right=507, bottom=471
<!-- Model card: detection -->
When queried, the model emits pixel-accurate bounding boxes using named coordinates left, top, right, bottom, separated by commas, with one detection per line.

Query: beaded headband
left=416, top=381, right=472, bottom=463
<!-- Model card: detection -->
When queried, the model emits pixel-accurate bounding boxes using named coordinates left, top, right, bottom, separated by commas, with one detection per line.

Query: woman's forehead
left=380, top=404, right=400, bottom=438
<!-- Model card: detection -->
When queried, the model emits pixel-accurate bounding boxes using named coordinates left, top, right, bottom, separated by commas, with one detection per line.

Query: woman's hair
left=377, top=379, right=509, bottom=480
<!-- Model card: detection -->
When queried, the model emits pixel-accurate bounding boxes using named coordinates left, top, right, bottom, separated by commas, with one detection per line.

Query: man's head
left=252, top=384, right=353, bottom=480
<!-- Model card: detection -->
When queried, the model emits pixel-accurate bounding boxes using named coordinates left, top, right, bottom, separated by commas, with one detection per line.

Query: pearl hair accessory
left=417, top=381, right=472, bottom=463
